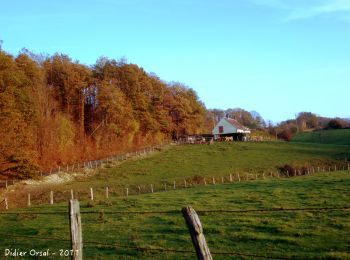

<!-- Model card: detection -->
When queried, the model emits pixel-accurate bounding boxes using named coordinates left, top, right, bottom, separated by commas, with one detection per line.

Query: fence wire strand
left=1, top=206, right=350, bottom=215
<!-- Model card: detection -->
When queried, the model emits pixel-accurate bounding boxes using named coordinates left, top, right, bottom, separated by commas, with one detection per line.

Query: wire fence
left=1, top=205, right=348, bottom=259
left=0, top=142, right=172, bottom=189
left=1, top=162, right=349, bottom=210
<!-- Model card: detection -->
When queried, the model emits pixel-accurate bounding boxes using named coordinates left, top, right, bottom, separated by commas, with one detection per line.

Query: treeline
left=0, top=49, right=205, bottom=179
left=268, top=112, right=350, bottom=141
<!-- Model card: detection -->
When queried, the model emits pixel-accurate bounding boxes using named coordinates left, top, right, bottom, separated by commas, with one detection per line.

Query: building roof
left=224, top=118, right=250, bottom=131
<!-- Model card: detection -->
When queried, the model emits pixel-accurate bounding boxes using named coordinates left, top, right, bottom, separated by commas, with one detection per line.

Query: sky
left=0, top=0, right=349, bottom=122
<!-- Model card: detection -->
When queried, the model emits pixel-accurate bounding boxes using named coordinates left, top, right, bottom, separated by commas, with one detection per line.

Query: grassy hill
left=5, top=141, right=350, bottom=208
left=0, top=172, right=349, bottom=259
left=292, top=129, right=350, bottom=145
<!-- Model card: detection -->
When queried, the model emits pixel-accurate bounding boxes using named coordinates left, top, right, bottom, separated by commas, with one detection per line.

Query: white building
left=212, top=117, right=250, bottom=140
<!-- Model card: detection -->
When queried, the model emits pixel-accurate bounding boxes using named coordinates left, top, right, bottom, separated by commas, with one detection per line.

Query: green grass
left=8, top=141, right=350, bottom=207
left=1, top=172, right=349, bottom=259
left=292, top=129, right=350, bottom=145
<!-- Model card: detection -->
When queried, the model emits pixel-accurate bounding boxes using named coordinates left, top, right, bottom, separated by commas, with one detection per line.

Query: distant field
left=0, top=172, right=349, bottom=259
left=5, top=141, right=350, bottom=207
left=292, top=129, right=350, bottom=145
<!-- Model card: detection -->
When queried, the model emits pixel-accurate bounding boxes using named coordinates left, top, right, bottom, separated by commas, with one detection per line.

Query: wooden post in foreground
left=182, top=206, right=212, bottom=260
left=69, top=200, right=83, bottom=260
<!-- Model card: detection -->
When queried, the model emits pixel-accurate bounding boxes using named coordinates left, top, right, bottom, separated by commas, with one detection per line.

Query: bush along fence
left=1, top=201, right=349, bottom=259
left=1, top=163, right=350, bottom=210
left=0, top=142, right=171, bottom=189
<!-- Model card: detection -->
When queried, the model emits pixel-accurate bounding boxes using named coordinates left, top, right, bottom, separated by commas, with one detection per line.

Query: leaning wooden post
left=28, top=193, right=31, bottom=207
left=5, top=198, right=8, bottom=210
left=182, top=206, right=212, bottom=260
left=90, top=188, right=93, bottom=201
left=69, top=200, right=83, bottom=260
left=50, top=191, right=54, bottom=205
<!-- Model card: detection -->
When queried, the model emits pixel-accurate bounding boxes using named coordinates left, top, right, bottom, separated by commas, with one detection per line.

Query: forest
left=0, top=49, right=206, bottom=179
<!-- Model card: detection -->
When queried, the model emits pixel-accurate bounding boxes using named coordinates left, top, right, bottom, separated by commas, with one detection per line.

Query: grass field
left=0, top=171, right=349, bottom=259
left=292, top=129, right=350, bottom=145
left=4, top=141, right=350, bottom=208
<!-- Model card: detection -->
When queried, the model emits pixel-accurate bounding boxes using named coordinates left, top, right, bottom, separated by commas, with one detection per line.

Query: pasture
left=0, top=171, right=349, bottom=259
left=292, top=129, right=350, bottom=145
left=4, top=141, right=350, bottom=207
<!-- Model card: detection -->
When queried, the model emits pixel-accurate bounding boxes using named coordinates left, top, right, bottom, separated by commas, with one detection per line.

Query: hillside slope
left=292, top=129, right=350, bottom=145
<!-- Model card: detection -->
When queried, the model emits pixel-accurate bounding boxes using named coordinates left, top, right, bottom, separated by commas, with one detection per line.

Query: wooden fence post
left=106, top=187, right=109, bottom=199
left=212, top=177, right=215, bottom=185
left=138, top=186, right=141, bottom=195
left=28, top=193, right=31, bottom=207
left=238, top=173, right=241, bottom=182
left=204, top=178, right=207, bottom=186
left=173, top=180, right=176, bottom=189
left=184, top=179, right=187, bottom=188
left=5, top=198, right=8, bottom=210
left=221, top=176, right=224, bottom=184
left=182, top=206, right=212, bottom=260
left=50, top=191, right=54, bottom=205
left=71, top=189, right=74, bottom=200
left=69, top=200, right=83, bottom=260
left=229, top=174, right=232, bottom=182
left=126, top=188, right=129, bottom=197
left=151, top=184, right=154, bottom=193
left=90, top=188, right=93, bottom=201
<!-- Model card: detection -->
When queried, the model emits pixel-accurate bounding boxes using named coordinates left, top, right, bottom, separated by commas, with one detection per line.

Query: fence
left=1, top=201, right=349, bottom=259
left=0, top=142, right=171, bottom=189
left=1, top=162, right=349, bottom=209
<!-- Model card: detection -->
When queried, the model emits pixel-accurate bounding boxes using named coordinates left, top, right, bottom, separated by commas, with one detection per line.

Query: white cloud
left=249, top=0, right=350, bottom=21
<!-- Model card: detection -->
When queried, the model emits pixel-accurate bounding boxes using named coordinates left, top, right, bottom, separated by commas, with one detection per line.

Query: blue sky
left=1, top=0, right=349, bottom=122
